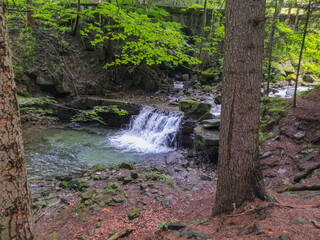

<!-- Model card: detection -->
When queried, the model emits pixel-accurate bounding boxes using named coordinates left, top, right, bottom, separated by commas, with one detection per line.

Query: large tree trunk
left=0, top=1, right=34, bottom=239
left=212, top=0, right=268, bottom=216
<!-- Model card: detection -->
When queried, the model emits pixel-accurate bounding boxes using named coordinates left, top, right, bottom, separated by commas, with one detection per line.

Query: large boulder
left=281, top=61, right=295, bottom=75
left=303, top=75, right=316, bottom=83
left=179, top=100, right=211, bottom=120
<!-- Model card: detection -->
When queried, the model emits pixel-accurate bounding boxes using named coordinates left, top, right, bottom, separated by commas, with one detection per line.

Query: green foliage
left=71, top=105, right=128, bottom=125
left=18, top=96, right=59, bottom=120
left=17, top=88, right=29, bottom=97
left=80, top=2, right=201, bottom=67
left=94, top=164, right=106, bottom=172
left=272, top=23, right=320, bottom=78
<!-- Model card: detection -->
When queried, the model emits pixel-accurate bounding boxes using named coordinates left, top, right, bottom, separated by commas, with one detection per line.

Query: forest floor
left=33, top=88, right=320, bottom=240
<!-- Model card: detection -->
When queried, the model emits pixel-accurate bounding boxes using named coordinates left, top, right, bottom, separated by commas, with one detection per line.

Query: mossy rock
left=203, top=86, right=212, bottom=92
left=119, top=162, right=135, bottom=170
left=179, top=100, right=212, bottom=120
left=81, top=190, right=97, bottom=200
left=122, top=176, right=134, bottom=184
left=130, top=170, right=139, bottom=179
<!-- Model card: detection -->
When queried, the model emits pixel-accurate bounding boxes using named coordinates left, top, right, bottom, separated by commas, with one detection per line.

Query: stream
left=23, top=106, right=182, bottom=194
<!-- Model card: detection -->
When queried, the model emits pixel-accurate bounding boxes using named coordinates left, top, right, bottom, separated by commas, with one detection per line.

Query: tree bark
left=26, top=0, right=35, bottom=29
left=71, top=0, right=80, bottom=36
left=286, top=5, right=292, bottom=25
left=294, top=7, right=300, bottom=30
left=212, top=0, right=268, bottom=216
left=0, top=1, right=34, bottom=239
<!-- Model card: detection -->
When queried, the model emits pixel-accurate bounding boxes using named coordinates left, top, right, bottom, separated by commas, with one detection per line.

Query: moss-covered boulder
left=81, top=190, right=97, bottom=200
left=179, top=100, right=212, bottom=120
left=119, top=162, right=136, bottom=170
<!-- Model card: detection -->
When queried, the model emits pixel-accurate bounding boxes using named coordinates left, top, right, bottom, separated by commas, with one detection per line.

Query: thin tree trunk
left=72, top=0, right=80, bottom=36
left=212, top=0, right=267, bottom=216
left=286, top=5, right=292, bottom=24
left=294, top=7, right=300, bottom=30
left=266, top=0, right=282, bottom=96
left=0, top=1, right=34, bottom=239
left=293, top=0, right=311, bottom=108
left=26, top=0, right=35, bottom=29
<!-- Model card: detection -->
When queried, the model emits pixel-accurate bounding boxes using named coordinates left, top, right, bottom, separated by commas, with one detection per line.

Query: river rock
left=119, top=162, right=136, bottom=170
left=179, top=100, right=211, bottom=120
left=281, top=61, right=295, bottom=75
left=194, top=125, right=219, bottom=147
left=303, top=75, right=316, bottom=83
left=181, top=74, right=189, bottom=81
left=165, top=151, right=184, bottom=165
left=81, top=190, right=97, bottom=200
left=201, top=119, right=220, bottom=129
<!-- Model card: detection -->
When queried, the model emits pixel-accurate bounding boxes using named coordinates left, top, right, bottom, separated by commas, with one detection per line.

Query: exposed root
left=294, top=163, right=320, bottom=183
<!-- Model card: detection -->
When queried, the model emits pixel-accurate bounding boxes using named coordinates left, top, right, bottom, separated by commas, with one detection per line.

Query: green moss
left=203, top=86, right=213, bottom=92
left=94, top=164, right=105, bottom=172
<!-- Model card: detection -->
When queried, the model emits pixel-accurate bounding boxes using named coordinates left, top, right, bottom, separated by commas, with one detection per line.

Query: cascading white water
left=110, top=106, right=183, bottom=153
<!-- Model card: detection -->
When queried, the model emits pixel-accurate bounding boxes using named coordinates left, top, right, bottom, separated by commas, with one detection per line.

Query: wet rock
left=128, top=208, right=140, bottom=220
left=194, top=125, right=220, bottom=147
left=165, top=151, right=184, bottom=165
left=67, top=122, right=80, bottom=128
left=214, top=95, right=222, bottom=104
left=201, top=119, right=220, bottom=129
left=179, top=100, right=211, bottom=120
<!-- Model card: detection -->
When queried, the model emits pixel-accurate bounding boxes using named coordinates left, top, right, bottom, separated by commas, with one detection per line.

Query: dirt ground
left=33, top=89, right=320, bottom=240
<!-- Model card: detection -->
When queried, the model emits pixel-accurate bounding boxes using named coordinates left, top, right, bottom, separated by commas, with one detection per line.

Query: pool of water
left=23, top=124, right=166, bottom=182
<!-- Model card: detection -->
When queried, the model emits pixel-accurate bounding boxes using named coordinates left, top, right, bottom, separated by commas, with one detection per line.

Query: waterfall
left=109, top=106, right=182, bottom=153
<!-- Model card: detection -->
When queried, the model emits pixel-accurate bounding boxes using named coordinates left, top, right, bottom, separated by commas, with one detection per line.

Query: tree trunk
left=266, top=0, right=283, bottom=96
left=0, top=1, right=34, bottom=239
left=212, top=0, right=268, bottom=216
left=286, top=6, right=292, bottom=25
left=26, top=0, right=35, bottom=29
left=294, top=7, right=300, bottom=30
left=71, top=0, right=80, bottom=36
left=293, top=0, right=311, bottom=108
